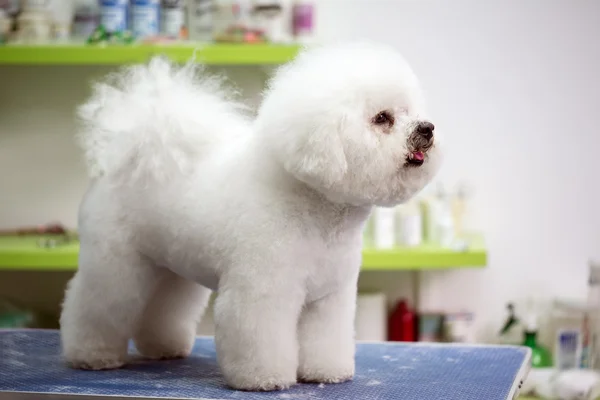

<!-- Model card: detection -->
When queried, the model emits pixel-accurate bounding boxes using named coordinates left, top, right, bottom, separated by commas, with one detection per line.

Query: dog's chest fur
left=302, top=204, right=369, bottom=302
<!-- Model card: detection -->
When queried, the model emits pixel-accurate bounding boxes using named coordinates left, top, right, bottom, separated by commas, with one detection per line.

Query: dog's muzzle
left=416, top=121, right=434, bottom=141
left=405, top=122, right=435, bottom=167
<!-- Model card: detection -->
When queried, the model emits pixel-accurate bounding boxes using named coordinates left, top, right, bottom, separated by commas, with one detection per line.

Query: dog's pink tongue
left=412, top=151, right=424, bottom=161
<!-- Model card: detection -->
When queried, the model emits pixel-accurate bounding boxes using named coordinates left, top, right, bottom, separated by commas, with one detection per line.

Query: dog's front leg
left=214, top=276, right=304, bottom=391
left=297, top=285, right=356, bottom=384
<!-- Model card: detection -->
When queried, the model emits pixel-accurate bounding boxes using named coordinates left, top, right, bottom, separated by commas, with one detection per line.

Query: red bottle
left=388, top=300, right=416, bottom=342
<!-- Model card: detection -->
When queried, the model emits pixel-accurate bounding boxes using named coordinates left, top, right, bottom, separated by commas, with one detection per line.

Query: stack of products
left=0, top=0, right=315, bottom=44
left=502, top=265, right=600, bottom=399
left=387, top=299, right=476, bottom=344
left=364, top=182, right=473, bottom=250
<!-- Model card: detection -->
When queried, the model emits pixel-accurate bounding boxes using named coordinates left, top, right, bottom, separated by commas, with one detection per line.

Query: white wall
left=1, top=0, right=599, bottom=342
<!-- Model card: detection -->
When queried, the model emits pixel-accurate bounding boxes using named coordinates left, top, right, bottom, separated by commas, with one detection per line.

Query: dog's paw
left=298, top=366, right=355, bottom=384
left=223, top=368, right=297, bottom=392
left=66, top=356, right=125, bottom=370
left=135, top=342, right=192, bottom=361
left=139, top=348, right=191, bottom=361
left=63, top=345, right=127, bottom=370
left=227, top=375, right=297, bottom=392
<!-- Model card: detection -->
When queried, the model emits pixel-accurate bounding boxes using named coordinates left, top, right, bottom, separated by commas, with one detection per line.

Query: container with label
left=99, top=0, right=128, bottom=33
left=73, top=0, right=100, bottom=39
left=49, top=0, right=75, bottom=40
left=187, top=0, right=213, bottom=41
left=292, top=1, right=313, bottom=42
left=396, top=201, right=422, bottom=247
left=373, top=206, right=396, bottom=249
left=161, top=0, right=184, bottom=38
left=131, top=0, right=160, bottom=38
left=556, top=329, right=583, bottom=370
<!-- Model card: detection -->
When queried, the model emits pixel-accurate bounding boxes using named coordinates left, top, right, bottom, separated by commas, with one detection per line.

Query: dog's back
left=76, top=57, right=250, bottom=185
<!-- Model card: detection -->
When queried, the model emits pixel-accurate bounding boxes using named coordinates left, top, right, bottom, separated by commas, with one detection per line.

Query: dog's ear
left=281, top=116, right=348, bottom=189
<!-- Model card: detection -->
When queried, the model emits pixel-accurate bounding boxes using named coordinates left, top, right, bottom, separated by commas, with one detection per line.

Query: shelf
left=0, top=43, right=301, bottom=65
left=361, top=235, right=486, bottom=270
left=0, top=235, right=487, bottom=271
left=0, top=236, right=78, bottom=271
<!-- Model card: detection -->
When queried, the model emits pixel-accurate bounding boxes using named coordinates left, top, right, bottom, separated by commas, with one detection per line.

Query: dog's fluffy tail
left=77, top=57, right=249, bottom=183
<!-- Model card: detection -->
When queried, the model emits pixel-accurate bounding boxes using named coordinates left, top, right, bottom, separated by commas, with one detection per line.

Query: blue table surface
left=0, top=330, right=530, bottom=400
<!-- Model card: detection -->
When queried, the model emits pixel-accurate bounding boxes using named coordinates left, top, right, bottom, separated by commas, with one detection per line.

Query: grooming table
left=0, top=330, right=530, bottom=400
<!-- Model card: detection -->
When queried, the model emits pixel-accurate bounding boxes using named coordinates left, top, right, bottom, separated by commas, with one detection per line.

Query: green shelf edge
left=0, top=235, right=487, bottom=271
left=0, top=43, right=302, bottom=65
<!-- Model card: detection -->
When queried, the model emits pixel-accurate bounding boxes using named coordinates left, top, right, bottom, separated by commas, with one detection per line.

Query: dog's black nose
left=417, top=122, right=435, bottom=140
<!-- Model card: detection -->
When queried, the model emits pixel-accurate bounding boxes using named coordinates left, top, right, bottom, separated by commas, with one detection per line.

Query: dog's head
left=256, top=41, right=442, bottom=207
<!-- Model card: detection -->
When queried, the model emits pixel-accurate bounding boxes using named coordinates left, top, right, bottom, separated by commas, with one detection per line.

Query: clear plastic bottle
left=373, top=206, right=396, bottom=249
left=187, top=0, right=213, bottom=41
left=452, top=182, right=470, bottom=238
left=73, top=0, right=100, bottom=39
left=161, top=0, right=185, bottom=38
left=396, top=201, right=422, bottom=247
left=99, top=0, right=129, bottom=33
left=435, top=185, right=455, bottom=248
left=131, top=0, right=160, bottom=38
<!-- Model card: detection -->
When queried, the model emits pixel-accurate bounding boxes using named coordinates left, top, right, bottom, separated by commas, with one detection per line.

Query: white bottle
left=131, top=0, right=160, bottom=39
left=585, top=260, right=600, bottom=368
left=49, top=0, right=75, bottom=40
left=373, top=206, right=396, bottom=249
left=73, top=0, right=100, bottom=39
left=420, top=190, right=440, bottom=244
left=588, top=260, right=600, bottom=308
left=161, top=0, right=185, bottom=38
left=187, top=0, right=213, bottom=41
left=435, top=185, right=455, bottom=248
left=397, top=201, right=422, bottom=247
left=17, top=0, right=53, bottom=42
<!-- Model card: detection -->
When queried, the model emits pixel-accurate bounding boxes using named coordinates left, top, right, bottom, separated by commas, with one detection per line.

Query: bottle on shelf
left=435, top=184, right=455, bottom=248
left=451, top=181, right=471, bottom=238
left=522, top=307, right=553, bottom=368
left=73, top=0, right=100, bottom=39
left=388, top=299, right=416, bottom=342
left=498, top=303, right=522, bottom=345
left=373, top=206, right=396, bottom=249
left=187, top=0, right=213, bottom=41
left=0, top=9, right=10, bottom=43
left=130, top=0, right=160, bottom=39
left=396, top=201, right=422, bottom=247
left=49, top=0, right=75, bottom=40
left=291, top=0, right=312, bottom=43
left=99, top=0, right=129, bottom=33
left=15, top=0, right=53, bottom=43
left=161, top=0, right=186, bottom=39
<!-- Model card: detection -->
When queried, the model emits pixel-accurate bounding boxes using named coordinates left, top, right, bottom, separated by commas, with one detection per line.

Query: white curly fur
left=60, top=41, right=443, bottom=391
left=77, top=58, right=249, bottom=183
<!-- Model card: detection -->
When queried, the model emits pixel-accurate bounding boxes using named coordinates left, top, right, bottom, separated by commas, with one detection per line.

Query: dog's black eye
left=372, top=111, right=394, bottom=127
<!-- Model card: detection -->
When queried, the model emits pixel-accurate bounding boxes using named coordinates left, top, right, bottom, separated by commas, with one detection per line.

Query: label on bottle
left=187, top=0, right=213, bottom=41
left=400, top=214, right=422, bottom=247
left=131, top=0, right=160, bottom=38
left=556, top=329, right=582, bottom=370
left=374, top=207, right=395, bottom=249
left=74, top=5, right=100, bottom=38
left=292, top=3, right=313, bottom=36
left=100, top=0, right=129, bottom=32
left=100, top=0, right=129, bottom=33
left=161, top=7, right=184, bottom=37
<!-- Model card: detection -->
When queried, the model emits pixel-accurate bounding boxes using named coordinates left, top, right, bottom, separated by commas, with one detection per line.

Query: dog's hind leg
left=60, top=243, right=162, bottom=370
left=133, top=270, right=211, bottom=360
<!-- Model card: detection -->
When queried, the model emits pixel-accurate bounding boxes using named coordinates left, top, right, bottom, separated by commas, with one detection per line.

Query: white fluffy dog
left=60, top=41, right=442, bottom=391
